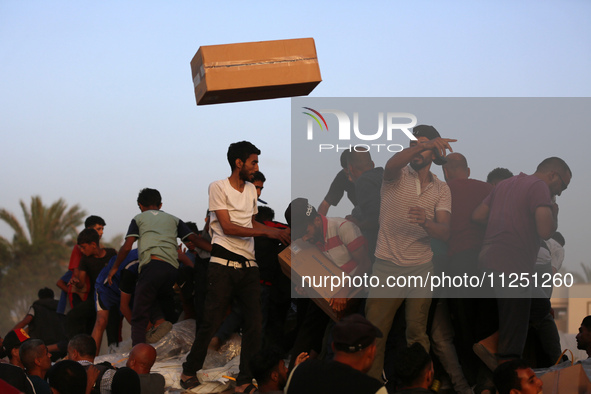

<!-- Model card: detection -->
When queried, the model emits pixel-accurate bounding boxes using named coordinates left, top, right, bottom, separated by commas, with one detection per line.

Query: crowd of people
left=0, top=132, right=583, bottom=393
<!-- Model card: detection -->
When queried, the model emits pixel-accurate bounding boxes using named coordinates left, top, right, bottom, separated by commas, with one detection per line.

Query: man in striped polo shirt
left=365, top=125, right=455, bottom=381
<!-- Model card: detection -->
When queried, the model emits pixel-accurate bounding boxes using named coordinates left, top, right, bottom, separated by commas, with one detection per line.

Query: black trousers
left=182, top=263, right=262, bottom=386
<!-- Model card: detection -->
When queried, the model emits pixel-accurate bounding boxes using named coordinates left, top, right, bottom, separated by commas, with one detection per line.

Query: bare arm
left=535, top=204, right=558, bottom=240
left=107, top=237, right=135, bottom=285
left=56, top=278, right=69, bottom=293
left=13, top=314, right=33, bottom=331
left=186, top=233, right=212, bottom=253
left=120, top=291, right=133, bottom=324
left=215, top=210, right=291, bottom=245
left=472, top=201, right=490, bottom=225
left=318, top=200, right=331, bottom=216
left=408, top=207, right=451, bottom=242
left=330, top=243, right=372, bottom=313
left=76, top=270, right=88, bottom=289
left=177, top=246, right=194, bottom=268
left=384, top=137, right=456, bottom=181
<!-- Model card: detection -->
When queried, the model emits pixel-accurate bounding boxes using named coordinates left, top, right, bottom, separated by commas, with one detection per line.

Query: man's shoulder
left=448, top=178, right=492, bottom=194
left=209, top=178, right=229, bottom=189
left=496, top=173, right=547, bottom=195
left=135, top=210, right=178, bottom=223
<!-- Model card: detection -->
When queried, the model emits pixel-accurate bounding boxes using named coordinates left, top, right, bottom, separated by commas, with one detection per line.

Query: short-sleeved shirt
left=314, top=216, right=367, bottom=275
left=324, top=169, right=357, bottom=207
left=479, top=173, right=552, bottom=274
left=79, top=248, right=117, bottom=293
left=447, top=178, right=493, bottom=256
left=126, top=210, right=192, bottom=270
left=95, top=250, right=140, bottom=309
left=208, top=178, right=258, bottom=262
left=375, top=166, right=451, bottom=267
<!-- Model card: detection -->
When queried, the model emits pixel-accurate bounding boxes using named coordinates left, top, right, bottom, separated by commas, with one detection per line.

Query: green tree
left=0, top=196, right=86, bottom=335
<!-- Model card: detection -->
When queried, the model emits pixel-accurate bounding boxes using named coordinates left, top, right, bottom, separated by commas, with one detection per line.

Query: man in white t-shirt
left=181, top=141, right=290, bottom=393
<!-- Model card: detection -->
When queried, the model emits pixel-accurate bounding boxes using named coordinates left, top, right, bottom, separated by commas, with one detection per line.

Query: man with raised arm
left=365, top=125, right=455, bottom=380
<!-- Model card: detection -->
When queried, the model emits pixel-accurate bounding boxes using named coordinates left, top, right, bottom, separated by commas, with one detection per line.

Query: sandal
left=180, top=376, right=201, bottom=390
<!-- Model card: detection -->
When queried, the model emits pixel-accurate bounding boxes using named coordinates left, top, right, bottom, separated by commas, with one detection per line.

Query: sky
left=1, top=1, right=590, bottom=277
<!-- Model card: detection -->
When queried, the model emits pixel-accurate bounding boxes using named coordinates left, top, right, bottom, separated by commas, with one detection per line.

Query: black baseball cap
left=285, top=198, right=318, bottom=240
left=332, top=314, right=383, bottom=353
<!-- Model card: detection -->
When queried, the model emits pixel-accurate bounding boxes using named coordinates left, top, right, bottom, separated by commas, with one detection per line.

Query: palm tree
left=0, top=196, right=85, bottom=258
left=0, top=196, right=86, bottom=334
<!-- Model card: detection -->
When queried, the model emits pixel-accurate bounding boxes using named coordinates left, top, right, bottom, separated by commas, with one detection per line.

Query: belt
left=210, top=256, right=258, bottom=269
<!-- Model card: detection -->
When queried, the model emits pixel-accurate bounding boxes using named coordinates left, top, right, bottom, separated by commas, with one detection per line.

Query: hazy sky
left=1, top=1, right=590, bottom=275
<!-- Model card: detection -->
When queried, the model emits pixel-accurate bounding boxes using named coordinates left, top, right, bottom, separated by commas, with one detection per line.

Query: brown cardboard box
left=190, top=38, right=321, bottom=105
left=278, top=239, right=362, bottom=321
left=539, top=363, right=591, bottom=393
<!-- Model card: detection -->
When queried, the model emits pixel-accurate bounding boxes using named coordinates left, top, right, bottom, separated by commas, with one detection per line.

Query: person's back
left=138, top=373, right=165, bottom=394
left=107, top=188, right=210, bottom=346
left=0, top=363, right=35, bottom=394
left=286, top=359, right=384, bottom=394
left=479, top=173, right=552, bottom=274
left=46, top=360, right=88, bottom=394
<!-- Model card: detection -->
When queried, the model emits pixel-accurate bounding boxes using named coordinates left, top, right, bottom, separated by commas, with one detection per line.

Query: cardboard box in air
left=190, top=38, right=321, bottom=105
left=278, top=238, right=361, bottom=321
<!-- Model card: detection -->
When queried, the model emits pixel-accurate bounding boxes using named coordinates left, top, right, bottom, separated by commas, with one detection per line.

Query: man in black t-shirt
left=285, top=314, right=387, bottom=394
left=318, top=149, right=357, bottom=216
left=66, top=229, right=117, bottom=340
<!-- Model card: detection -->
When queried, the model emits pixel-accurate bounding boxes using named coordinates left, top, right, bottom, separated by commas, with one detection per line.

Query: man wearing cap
left=284, top=314, right=387, bottom=394
left=365, top=125, right=455, bottom=380
left=2, top=329, right=30, bottom=368
left=290, top=197, right=372, bottom=310
left=0, top=330, right=35, bottom=394
left=287, top=198, right=372, bottom=366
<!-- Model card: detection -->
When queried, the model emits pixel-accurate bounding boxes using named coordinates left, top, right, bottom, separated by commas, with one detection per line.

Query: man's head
left=393, top=343, right=434, bottom=389
left=227, top=141, right=261, bottom=181
left=20, top=339, right=52, bottom=376
left=38, top=287, right=54, bottom=300
left=47, top=360, right=87, bottom=394
left=287, top=198, right=321, bottom=242
left=442, top=152, right=470, bottom=182
left=126, top=343, right=157, bottom=375
left=347, top=149, right=375, bottom=182
left=410, top=125, right=443, bottom=171
left=576, top=315, right=591, bottom=355
left=535, top=157, right=572, bottom=197
left=77, top=228, right=100, bottom=257
left=250, top=346, right=289, bottom=392
left=67, top=334, right=96, bottom=362
left=252, top=171, right=266, bottom=198
left=493, top=359, right=542, bottom=394
left=137, top=188, right=162, bottom=210
left=3, top=329, right=30, bottom=365
left=256, top=206, right=275, bottom=222
left=332, top=314, right=383, bottom=373
left=84, top=215, right=106, bottom=239
left=487, top=167, right=514, bottom=186
left=552, top=231, right=565, bottom=247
